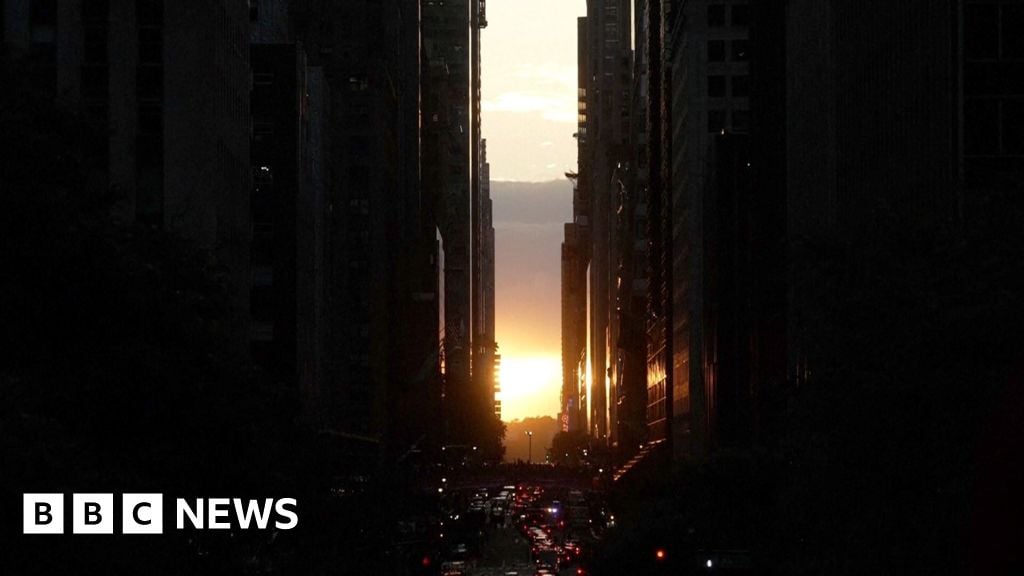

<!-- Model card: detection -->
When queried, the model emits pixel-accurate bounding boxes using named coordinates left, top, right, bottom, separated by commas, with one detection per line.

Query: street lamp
left=526, top=431, right=533, bottom=464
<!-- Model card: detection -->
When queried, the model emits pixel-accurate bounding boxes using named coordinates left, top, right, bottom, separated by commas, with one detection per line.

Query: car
left=532, top=545, right=562, bottom=569
left=563, top=541, right=583, bottom=563
left=440, top=560, right=468, bottom=576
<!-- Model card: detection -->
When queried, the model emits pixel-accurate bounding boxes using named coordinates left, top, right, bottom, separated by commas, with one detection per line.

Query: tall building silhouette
left=2, top=0, right=253, bottom=348
left=577, top=0, right=633, bottom=445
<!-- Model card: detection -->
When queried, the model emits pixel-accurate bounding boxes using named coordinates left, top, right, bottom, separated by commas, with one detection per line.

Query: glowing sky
left=482, top=0, right=586, bottom=182
left=490, top=181, right=572, bottom=421
left=483, top=1, right=587, bottom=421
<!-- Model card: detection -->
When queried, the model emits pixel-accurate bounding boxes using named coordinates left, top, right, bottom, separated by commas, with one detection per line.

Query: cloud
left=483, top=92, right=577, bottom=124
left=509, top=63, right=577, bottom=92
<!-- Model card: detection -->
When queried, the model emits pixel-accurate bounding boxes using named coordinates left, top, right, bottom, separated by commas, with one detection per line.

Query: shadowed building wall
left=2, top=0, right=252, bottom=351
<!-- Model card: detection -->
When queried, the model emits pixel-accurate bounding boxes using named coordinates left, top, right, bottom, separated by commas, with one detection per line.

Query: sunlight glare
left=498, top=355, right=561, bottom=421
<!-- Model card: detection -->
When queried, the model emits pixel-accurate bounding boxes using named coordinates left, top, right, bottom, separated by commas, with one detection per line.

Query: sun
left=498, top=355, right=561, bottom=422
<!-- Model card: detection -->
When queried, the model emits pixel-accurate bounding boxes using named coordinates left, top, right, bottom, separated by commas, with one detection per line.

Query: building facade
left=3, top=0, right=253, bottom=349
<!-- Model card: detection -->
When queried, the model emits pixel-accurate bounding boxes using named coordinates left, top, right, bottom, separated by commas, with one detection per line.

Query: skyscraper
left=2, top=0, right=253, bottom=349
left=424, top=0, right=496, bottom=449
left=582, top=0, right=633, bottom=444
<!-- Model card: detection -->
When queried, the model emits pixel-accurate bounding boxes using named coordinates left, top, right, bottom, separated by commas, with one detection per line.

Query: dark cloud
left=493, top=180, right=572, bottom=357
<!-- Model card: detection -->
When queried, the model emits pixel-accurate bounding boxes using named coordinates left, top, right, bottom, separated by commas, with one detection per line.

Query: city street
left=411, top=466, right=606, bottom=576
left=469, top=523, right=533, bottom=575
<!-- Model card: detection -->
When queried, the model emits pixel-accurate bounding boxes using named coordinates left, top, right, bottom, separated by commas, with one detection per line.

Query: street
left=395, top=465, right=608, bottom=576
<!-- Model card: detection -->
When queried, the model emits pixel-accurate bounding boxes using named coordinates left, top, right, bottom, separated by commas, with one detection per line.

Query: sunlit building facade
left=562, top=16, right=593, bottom=436
left=663, top=0, right=752, bottom=456
left=561, top=214, right=588, bottom=433
left=581, top=0, right=633, bottom=445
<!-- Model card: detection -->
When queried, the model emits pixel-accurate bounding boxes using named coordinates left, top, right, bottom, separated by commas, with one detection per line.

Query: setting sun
left=498, top=355, right=561, bottom=422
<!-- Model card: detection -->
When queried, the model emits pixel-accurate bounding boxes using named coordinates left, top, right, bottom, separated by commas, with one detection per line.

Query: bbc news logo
left=23, top=494, right=298, bottom=534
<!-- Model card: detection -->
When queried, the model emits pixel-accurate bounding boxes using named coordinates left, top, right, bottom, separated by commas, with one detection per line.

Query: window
left=80, top=65, right=108, bottom=99
left=84, top=27, right=108, bottom=64
left=1003, top=100, right=1024, bottom=154
left=137, top=66, right=163, bottom=101
left=708, top=40, right=726, bottom=62
left=85, top=103, right=109, bottom=123
left=253, top=267, right=274, bottom=287
left=138, top=35, right=162, bottom=64
left=348, top=75, right=369, bottom=91
left=30, top=0, right=57, bottom=43
left=136, top=0, right=163, bottom=27
left=964, top=99, right=999, bottom=155
left=349, top=135, right=370, bottom=153
left=136, top=128, right=163, bottom=164
left=708, top=5, right=726, bottom=27
left=83, top=0, right=110, bottom=22
left=253, top=118, right=274, bottom=135
left=31, top=0, right=57, bottom=26
left=732, top=110, right=751, bottom=132
left=138, top=107, right=162, bottom=134
left=731, top=4, right=749, bottom=27
left=348, top=166, right=369, bottom=188
left=965, top=4, right=998, bottom=60
left=708, top=75, right=726, bottom=98
left=732, top=39, right=750, bottom=61
left=250, top=286, right=274, bottom=320
left=1004, top=5, right=1024, bottom=60
left=708, top=110, right=726, bottom=133
left=732, top=74, right=750, bottom=97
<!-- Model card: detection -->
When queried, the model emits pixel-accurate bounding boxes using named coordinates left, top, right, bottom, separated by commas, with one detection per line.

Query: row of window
left=965, top=98, right=1024, bottom=155
left=708, top=74, right=749, bottom=98
left=708, top=3, right=749, bottom=29
left=708, top=108, right=751, bottom=133
left=966, top=4, right=1024, bottom=61
left=708, top=39, right=749, bottom=62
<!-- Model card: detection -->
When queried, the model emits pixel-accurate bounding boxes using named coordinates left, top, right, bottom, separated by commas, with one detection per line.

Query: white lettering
left=208, top=498, right=231, bottom=529
left=176, top=498, right=203, bottom=529
left=275, top=498, right=298, bottom=530
left=233, top=498, right=274, bottom=529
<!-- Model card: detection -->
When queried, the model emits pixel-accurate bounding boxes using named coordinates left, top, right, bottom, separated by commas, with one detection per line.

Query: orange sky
left=481, top=0, right=586, bottom=182
left=490, top=181, right=572, bottom=421
left=482, top=1, right=587, bottom=421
